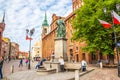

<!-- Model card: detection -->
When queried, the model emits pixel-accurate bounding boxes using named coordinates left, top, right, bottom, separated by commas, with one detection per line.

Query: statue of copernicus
left=56, top=17, right=66, bottom=38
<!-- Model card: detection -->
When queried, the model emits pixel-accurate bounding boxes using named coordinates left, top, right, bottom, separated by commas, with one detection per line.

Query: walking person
left=58, top=56, right=65, bottom=72
left=0, top=56, right=4, bottom=79
left=81, top=59, right=87, bottom=71
left=25, top=58, right=29, bottom=66
left=19, top=58, right=23, bottom=67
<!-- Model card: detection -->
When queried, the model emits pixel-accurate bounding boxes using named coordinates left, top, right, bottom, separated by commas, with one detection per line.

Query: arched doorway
left=91, top=53, right=97, bottom=64
left=76, top=54, right=79, bottom=62
left=70, top=49, right=73, bottom=61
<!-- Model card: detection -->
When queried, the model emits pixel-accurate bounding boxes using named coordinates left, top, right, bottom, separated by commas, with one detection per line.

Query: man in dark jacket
left=0, top=56, right=4, bottom=79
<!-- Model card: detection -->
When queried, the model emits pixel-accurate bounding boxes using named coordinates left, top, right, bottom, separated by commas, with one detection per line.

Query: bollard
left=11, top=65, right=14, bottom=73
left=100, top=62, right=103, bottom=68
left=50, top=63, right=52, bottom=68
left=75, top=69, right=79, bottom=80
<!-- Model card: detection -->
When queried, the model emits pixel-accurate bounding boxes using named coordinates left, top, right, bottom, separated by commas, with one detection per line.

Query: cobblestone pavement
left=80, top=68, right=120, bottom=80
left=2, top=60, right=37, bottom=77
left=2, top=60, right=120, bottom=80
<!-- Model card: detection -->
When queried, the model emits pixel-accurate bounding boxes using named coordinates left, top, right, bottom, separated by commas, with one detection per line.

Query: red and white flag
left=26, top=35, right=32, bottom=40
left=98, top=19, right=112, bottom=28
left=111, top=10, right=120, bottom=25
left=26, top=35, right=29, bottom=40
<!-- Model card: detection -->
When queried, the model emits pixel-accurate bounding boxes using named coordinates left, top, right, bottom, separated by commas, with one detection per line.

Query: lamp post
left=103, top=4, right=120, bottom=77
left=26, top=28, right=35, bottom=69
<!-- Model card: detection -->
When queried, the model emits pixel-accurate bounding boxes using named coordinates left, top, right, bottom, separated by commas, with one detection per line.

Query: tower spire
left=2, top=11, right=5, bottom=23
left=45, top=11, right=47, bottom=21
left=42, top=11, right=49, bottom=27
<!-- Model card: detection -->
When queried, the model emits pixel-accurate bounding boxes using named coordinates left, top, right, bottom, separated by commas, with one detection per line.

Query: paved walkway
left=2, top=60, right=120, bottom=80
left=2, top=60, right=36, bottom=77
left=80, top=68, right=120, bottom=80
left=6, top=68, right=94, bottom=80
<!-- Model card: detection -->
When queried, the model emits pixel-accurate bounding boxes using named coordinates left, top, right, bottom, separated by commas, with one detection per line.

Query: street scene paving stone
left=2, top=60, right=120, bottom=80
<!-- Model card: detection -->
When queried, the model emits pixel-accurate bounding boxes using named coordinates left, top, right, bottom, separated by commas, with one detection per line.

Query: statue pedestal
left=54, top=37, right=68, bottom=61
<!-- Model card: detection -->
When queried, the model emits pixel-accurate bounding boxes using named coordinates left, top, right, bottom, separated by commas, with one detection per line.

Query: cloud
left=0, top=0, right=72, bottom=51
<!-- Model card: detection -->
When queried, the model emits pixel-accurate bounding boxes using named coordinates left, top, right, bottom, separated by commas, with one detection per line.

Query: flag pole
left=111, top=10, right=120, bottom=77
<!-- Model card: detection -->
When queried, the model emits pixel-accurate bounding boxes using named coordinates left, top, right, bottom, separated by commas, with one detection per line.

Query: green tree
left=72, top=0, right=120, bottom=58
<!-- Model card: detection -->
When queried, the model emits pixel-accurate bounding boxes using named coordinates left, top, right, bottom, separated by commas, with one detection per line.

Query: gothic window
left=82, top=53, right=85, bottom=60
left=70, top=49, right=73, bottom=57
left=76, top=46, right=78, bottom=50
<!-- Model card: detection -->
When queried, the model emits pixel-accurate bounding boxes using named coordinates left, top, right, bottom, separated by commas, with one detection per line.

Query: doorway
left=76, top=54, right=79, bottom=62
left=70, top=49, right=73, bottom=61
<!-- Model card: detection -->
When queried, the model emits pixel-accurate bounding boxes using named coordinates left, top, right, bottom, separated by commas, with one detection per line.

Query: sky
left=0, top=0, right=72, bottom=52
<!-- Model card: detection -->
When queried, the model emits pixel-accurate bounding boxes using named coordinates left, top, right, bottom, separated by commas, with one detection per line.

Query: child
left=25, top=59, right=29, bottom=66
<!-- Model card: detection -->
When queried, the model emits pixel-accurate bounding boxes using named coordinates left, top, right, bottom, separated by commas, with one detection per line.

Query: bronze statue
left=56, top=17, right=66, bottom=38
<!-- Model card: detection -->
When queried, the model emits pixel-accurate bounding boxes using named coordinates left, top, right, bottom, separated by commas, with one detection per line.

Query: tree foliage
left=72, top=0, right=120, bottom=54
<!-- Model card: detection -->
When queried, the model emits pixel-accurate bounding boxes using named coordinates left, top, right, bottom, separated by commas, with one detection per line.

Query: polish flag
left=26, top=35, right=29, bottom=40
left=98, top=19, right=112, bottom=28
left=111, top=10, right=120, bottom=25
left=26, top=35, right=32, bottom=40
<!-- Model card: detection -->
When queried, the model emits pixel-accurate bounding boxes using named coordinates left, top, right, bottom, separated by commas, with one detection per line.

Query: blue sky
left=0, top=0, right=72, bottom=51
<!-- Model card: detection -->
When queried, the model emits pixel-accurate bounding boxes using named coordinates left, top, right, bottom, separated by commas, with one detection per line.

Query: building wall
left=0, top=22, right=5, bottom=56
left=32, top=39, right=42, bottom=59
left=1, top=40, right=9, bottom=59
left=42, top=14, right=60, bottom=60
left=10, top=42, right=19, bottom=59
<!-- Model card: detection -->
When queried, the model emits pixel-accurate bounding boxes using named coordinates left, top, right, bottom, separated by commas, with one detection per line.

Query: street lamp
left=116, top=4, right=120, bottom=12
left=26, top=28, right=35, bottom=69
left=103, top=4, right=120, bottom=77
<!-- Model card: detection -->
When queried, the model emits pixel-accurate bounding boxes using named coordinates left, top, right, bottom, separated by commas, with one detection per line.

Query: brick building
left=0, top=12, right=5, bottom=56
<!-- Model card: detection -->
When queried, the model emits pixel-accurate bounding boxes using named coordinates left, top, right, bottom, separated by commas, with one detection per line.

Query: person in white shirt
left=81, top=59, right=87, bottom=71
left=51, top=52, right=55, bottom=62
left=58, top=56, right=65, bottom=72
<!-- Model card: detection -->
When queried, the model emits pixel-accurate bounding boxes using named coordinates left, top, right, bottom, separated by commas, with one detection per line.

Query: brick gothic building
left=42, top=0, right=118, bottom=63
left=0, top=13, right=5, bottom=56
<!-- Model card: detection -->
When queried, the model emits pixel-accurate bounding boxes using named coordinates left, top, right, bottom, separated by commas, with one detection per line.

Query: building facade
left=1, top=37, right=10, bottom=60
left=31, top=39, right=42, bottom=60
left=0, top=13, right=5, bottom=56
left=10, top=42, right=19, bottom=59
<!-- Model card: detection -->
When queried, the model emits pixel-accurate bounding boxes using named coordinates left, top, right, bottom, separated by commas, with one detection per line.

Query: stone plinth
left=43, top=61, right=60, bottom=72
left=54, top=37, right=68, bottom=61
left=64, top=62, right=81, bottom=70
left=36, top=69, right=56, bottom=75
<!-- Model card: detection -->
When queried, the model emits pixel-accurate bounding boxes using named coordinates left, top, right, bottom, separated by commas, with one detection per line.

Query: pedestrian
left=81, top=59, right=87, bottom=71
left=58, top=56, right=65, bottom=72
left=35, top=57, right=42, bottom=69
left=25, top=58, right=29, bottom=66
left=0, top=56, right=4, bottom=79
left=19, top=58, right=23, bottom=67
left=51, top=52, right=55, bottom=62
left=99, top=60, right=103, bottom=68
left=72, top=57, right=75, bottom=63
